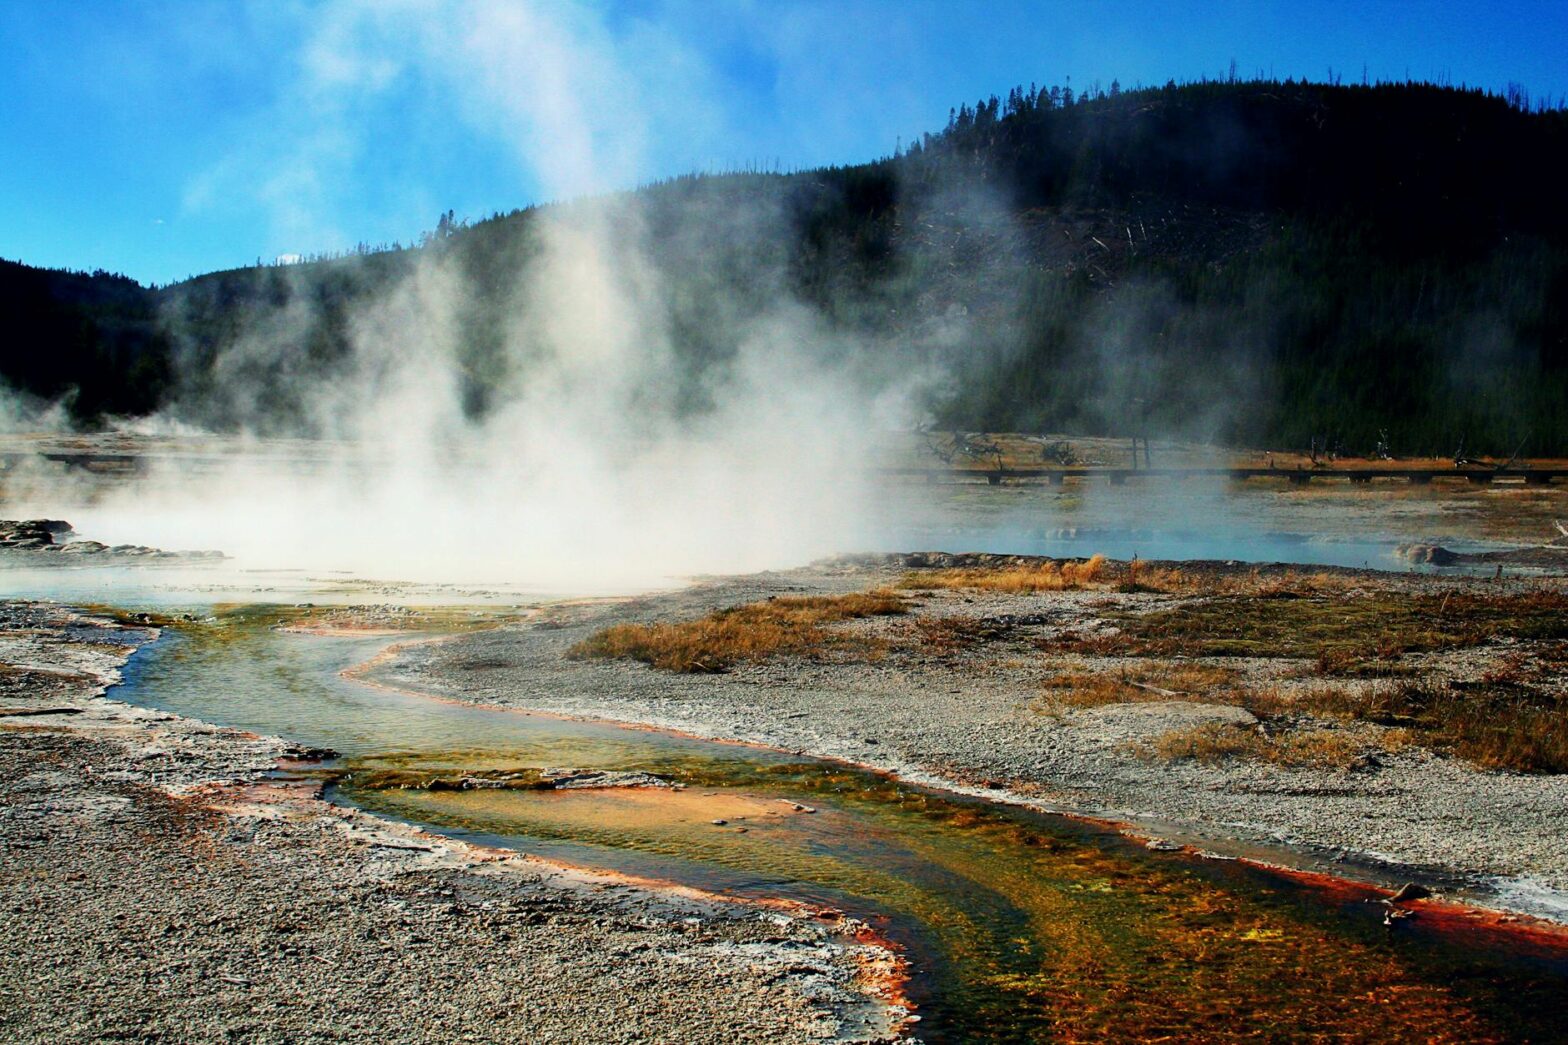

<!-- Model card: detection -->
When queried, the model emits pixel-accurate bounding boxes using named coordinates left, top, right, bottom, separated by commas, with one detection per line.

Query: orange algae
left=346, top=755, right=1568, bottom=1043
left=141, top=609, right=1568, bottom=1043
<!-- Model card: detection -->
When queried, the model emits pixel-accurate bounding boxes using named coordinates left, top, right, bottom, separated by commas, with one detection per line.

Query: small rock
left=286, top=746, right=339, bottom=762
left=1396, top=543, right=1459, bottom=566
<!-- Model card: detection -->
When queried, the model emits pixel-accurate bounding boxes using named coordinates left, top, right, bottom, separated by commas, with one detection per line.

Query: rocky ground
left=370, top=557, right=1568, bottom=922
left=0, top=518, right=222, bottom=563
left=0, top=602, right=901, bottom=1044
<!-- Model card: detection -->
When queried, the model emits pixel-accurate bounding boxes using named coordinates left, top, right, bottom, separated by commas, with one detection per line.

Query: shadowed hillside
left=0, top=259, right=171, bottom=419
left=5, top=77, right=1567, bottom=454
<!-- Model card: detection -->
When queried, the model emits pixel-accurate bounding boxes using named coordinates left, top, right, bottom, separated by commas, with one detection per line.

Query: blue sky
left=3, top=1, right=1565, bottom=286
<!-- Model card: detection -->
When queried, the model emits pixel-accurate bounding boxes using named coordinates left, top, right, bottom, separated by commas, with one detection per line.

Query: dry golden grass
left=1311, top=647, right=1417, bottom=679
left=1109, top=559, right=1190, bottom=593
left=907, top=616, right=1009, bottom=658
left=1114, top=563, right=1364, bottom=597
left=902, top=554, right=1108, bottom=593
left=1040, top=655, right=1567, bottom=773
left=1149, top=723, right=1369, bottom=770
left=1039, top=662, right=1240, bottom=710
left=1298, top=680, right=1568, bottom=774
left=1173, top=678, right=1568, bottom=774
left=1053, top=588, right=1568, bottom=660
left=1042, top=674, right=1375, bottom=720
left=1225, top=570, right=1364, bottom=597
left=568, top=590, right=908, bottom=673
left=1254, top=449, right=1568, bottom=473
left=903, top=555, right=1361, bottom=599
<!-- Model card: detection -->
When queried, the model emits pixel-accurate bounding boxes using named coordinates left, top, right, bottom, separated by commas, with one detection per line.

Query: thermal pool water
left=105, top=607, right=1568, bottom=1042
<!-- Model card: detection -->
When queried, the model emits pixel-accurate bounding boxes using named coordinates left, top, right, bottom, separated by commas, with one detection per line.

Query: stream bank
left=8, top=550, right=1568, bottom=1042
left=371, top=558, right=1568, bottom=922
left=0, top=602, right=903, bottom=1044
left=63, top=600, right=1568, bottom=1043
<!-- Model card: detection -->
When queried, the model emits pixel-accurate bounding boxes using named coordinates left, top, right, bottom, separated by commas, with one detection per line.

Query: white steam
left=15, top=1, right=915, bottom=589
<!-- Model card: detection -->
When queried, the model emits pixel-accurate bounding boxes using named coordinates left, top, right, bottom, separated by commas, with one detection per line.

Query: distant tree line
left=3, top=76, right=1566, bottom=455
left=797, top=77, right=1568, bottom=454
left=0, top=259, right=171, bottom=417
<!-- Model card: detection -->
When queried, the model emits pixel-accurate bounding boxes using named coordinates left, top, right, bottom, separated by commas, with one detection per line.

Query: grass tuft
left=1040, top=663, right=1240, bottom=709
left=568, top=590, right=908, bottom=673
left=1301, top=680, right=1568, bottom=774
left=1150, top=723, right=1369, bottom=770
left=1058, top=589, right=1568, bottom=660
left=1170, top=679, right=1568, bottom=774
left=902, top=554, right=1107, bottom=593
left=1312, top=647, right=1416, bottom=678
left=909, top=616, right=1013, bottom=658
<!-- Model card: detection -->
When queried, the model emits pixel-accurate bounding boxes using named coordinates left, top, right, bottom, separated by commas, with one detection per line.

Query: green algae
left=116, top=608, right=1568, bottom=1043
left=346, top=751, right=1568, bottom=1043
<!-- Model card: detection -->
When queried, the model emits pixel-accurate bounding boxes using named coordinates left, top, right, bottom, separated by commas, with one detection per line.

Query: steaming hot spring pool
left=82, top=601, right=1568, bottom=1042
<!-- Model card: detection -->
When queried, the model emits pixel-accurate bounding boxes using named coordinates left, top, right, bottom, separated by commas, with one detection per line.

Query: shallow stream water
left=109, top=607, right=1568, bottom=1043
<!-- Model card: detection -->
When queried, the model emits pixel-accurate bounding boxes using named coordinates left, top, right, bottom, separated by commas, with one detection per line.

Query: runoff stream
left=112, top=604, right=1568, bottom=1043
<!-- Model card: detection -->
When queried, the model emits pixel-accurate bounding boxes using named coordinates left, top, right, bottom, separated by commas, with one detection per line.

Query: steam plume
left=20, top=2, right=915, bottom=589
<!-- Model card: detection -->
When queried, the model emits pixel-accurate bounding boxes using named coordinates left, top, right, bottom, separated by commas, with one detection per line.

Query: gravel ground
left=0, top=602, right=902, bottom=1045
left=371, top=559, right=1568, bottom=922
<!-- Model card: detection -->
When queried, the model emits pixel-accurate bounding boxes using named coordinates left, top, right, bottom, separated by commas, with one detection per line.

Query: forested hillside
left=0, top=259, right=171, bottom=418
left=5, top=78, right=1567, bottom=454
left=896, top=78, right=1568, bottom=453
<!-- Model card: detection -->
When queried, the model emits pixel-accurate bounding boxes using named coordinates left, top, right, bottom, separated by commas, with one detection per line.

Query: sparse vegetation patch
left=1296, top=680, right=1568, bottom=774
left=901, top=556, right=1364, bottom=599
left=908, top=616, right=1013, bottom=659
left=569, top=591, right=908, bottom=673
left=1149, top=723, right=1371, bottom=770
left=902, top=554, right=1107, bottom=593
left=1066, top=590, right=1568, bottom=660
left=1312, top=647, right=1418, bottom=679
left=1120, top=675, right=1568, bottom=774
left=1039, top=663, right=1241, bottom=710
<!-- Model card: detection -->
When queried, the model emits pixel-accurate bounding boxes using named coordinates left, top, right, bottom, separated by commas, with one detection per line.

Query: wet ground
left=102, top=605, right=1568, bottom=1043
left=6, top=433, right=1568, bottom=1040
left=0, top=603, right=894, bottom=1044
